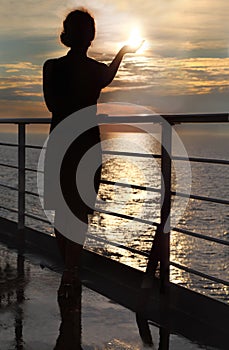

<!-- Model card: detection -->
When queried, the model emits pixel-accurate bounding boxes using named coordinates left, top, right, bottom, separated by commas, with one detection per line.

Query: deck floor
left=0, top=241, right=215, bottom=350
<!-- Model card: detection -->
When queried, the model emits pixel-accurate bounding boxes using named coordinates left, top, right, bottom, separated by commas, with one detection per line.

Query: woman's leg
left=64, top=239, right=83, bottom=270
left=55, top=222, right=85, bottom=270
left=55, top=218, right=87, bottom=297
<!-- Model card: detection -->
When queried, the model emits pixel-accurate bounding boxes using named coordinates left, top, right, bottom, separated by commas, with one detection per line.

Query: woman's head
left=60, top=8, right=95, bottom=49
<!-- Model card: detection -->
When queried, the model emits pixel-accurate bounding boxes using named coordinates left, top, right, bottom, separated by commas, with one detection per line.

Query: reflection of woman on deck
left=43, top=8, right=141, bottom=299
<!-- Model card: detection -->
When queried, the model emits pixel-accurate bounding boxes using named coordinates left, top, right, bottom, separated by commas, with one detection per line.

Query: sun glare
left=128, top=28, right=142, bottom=47
left=127, top=27, right=147, bottom=54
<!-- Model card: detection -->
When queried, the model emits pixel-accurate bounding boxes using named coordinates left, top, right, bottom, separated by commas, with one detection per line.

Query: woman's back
left=44, top=50, right=108, bottom=130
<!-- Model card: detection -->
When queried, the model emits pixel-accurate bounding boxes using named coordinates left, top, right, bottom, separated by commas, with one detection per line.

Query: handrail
left=172, top=191, right=229, bottom=205
left=100, top=179, right=161, bottom=194
left=173, top=227, right=229, bottom=246
left=0, top=112, right=228, bottom=124
left=0, top=183, right=18, bottom=191
left=0, top=114, right=229, bottom=300
left=0, top=141, right=18, bottom=147
left=25, top=190, right=39, bottom=197
left=173, top=155, right=229, bottom=165
left=87, top=233, right=229, bottom=286
left=170, top=261, right=229, bottom=287
left=0, top=163, right=18, bottom=169
left=0, top=118, right=51, bottom=124
left=95, top=208, right=159, bottom=227
left=0, top=205, right=18, bottom=213
left=25, top=212, right=51, bottom=224
left=103, top=150, right=161, bottom=159
left=25, top=167, right=43, bottom=173
left=86, top=232, right=150, bottom=257
left=25, top=144, right=43, bottom=150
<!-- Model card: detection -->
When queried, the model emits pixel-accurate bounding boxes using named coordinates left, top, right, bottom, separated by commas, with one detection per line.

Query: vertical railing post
left=18, top=123, right=26, bottom=237
left=144, top=121, right=172, bottom=293
left=159, top=120, right=172, bottom=291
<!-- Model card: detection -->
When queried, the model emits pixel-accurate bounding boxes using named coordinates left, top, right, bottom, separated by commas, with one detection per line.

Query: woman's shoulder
left=43, top=57, right=60, bottom=66
left=43, top=56, right=69, bottom=74
left=87, top=56, right=108, bottom=69
left=43, top=59, right=57, bottom=73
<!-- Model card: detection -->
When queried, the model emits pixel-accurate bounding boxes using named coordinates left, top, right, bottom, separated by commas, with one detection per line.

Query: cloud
left=0, top=62, right=39, bottom=70
left=0, top=0, right=229, bottom=117
left=105, top=57, right=229, bottom=95
left=1, top=0, right=229, bottom=57
left=0, top=99, right=48, bottom=118
left=0, top=62, right=42, bottom=101
left=0, top=55, right=229, bottom=113
left=92, top=0, right=229, bottom=57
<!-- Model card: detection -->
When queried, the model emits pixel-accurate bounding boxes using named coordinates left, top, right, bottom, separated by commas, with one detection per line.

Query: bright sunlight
left=127, top=27, right=148, bottom=53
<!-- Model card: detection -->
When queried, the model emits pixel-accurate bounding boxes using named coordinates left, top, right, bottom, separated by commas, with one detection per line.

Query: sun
left=127, top=27, right=148, bottom=53
left=128, top=28, right=142, bottom=47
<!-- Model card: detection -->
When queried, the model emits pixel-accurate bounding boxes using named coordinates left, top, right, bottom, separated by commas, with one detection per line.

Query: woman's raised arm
left=103, top=41, right=144, bottom=87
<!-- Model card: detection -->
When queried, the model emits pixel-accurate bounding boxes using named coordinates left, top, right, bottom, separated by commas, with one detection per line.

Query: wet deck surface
left=0, top=242, right=220, bottom=349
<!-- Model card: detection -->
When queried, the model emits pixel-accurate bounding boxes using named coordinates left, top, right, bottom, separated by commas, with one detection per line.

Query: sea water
left=0, top=127, right=228, bottom=303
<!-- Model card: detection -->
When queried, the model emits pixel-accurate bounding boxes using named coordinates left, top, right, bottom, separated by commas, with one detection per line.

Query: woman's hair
left=60, top=8, right=95, bottom=49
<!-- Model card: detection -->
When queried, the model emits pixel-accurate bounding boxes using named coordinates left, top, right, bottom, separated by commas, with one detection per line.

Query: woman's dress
left=43, top=49, right=108, bottom=240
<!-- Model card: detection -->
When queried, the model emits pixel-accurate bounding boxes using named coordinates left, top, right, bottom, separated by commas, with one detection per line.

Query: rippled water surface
left=0, top=128, right=228, bottom=303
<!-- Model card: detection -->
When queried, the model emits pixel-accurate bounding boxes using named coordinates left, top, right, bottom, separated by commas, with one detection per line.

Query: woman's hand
left=121, top=40, right=145, bottom=54
left=103, top=40, right=145, bottom=87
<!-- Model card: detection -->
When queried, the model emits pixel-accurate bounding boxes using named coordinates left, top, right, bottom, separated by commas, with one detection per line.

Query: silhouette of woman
left=43, top=8, right=142, bottom=299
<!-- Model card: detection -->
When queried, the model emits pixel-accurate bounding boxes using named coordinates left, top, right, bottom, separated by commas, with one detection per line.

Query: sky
left=0, top=0, right=229, bottom=124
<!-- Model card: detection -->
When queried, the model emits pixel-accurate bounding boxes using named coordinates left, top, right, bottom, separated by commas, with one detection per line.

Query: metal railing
left=0, top=113, right=229, bottom=295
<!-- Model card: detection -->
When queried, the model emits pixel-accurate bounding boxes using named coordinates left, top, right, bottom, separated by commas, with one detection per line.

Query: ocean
left=0, top=127, right=228, bottom=303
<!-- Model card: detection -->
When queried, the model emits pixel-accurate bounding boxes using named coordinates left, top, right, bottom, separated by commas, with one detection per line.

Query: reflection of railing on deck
left=0, top=113, right=229, bottom=301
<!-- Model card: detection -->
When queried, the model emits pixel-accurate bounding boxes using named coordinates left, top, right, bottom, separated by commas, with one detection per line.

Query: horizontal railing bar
left=173, top=155, right=229, bottom=165
left=2, top=144, right=227, bottom=167
left=25, top=144, right=43, bottom=150
left=0, top=142, right=18, bottom=147
left=25, top=167, right=43, bottom=173
left=173, top=227, right=229, bottom=246
left=3, top=143, right=225, bottom=167
left=0, top=163, right=18, bottom=170
left=95, top=208, right=159, bottom=227
left=25, top=212, right=51, bottom=224
left=0, top=113, right=228, bottom=125
left=162, top=113, right=229, bottom=124
left=170, top=261, right=229, bottom=287
left=0, top=177, right=225, bottom=208
left=0, top=183, right=18, bottom=191
left=172, top=191, right=229, bottom=205
left=103, top=150, right=161, bottom=159
left=87, top=231, right=229, bottom=286
left=1, top=144, right=227, bottom=166
left=0, top=118, right=51, bottom=124
left=104, top=153, right=229, bottom=166
left=1, top=187, right=227, bottom=223
left=100, top=179, right=161, bottom=194
left=101, top=181, right=227, bottom=205
left=25, top=167, right=37, bottom=173
left=86, top=232, right=150, bottom=257
left=0, top=205, right=18, bottom=213
left=25, top=190, right=39, bottom=197
left=99, top=113, right=229, bottom=124
left=87, top=234, right=229, bottom=285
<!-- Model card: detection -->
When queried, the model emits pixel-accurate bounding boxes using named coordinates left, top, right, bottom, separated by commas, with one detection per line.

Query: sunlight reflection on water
left=0, top=131, right=228, bottom=303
